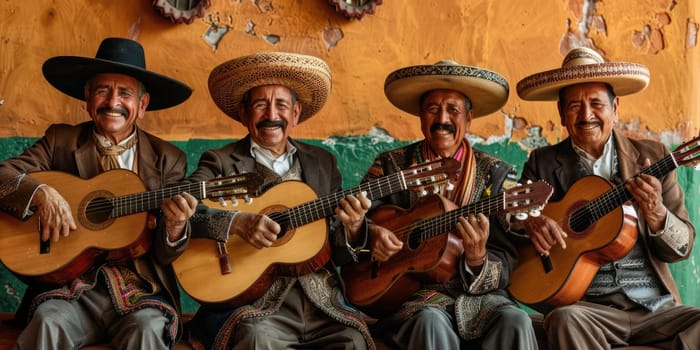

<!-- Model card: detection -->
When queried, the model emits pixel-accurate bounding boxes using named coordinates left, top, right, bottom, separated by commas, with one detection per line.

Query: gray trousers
left=385, top=304, right=538, bottom=350
left=232, top=284, right=368, bottom=350
left=13, top=283, right=170, bottom=350
left=545, top=300, right=700, bottom=350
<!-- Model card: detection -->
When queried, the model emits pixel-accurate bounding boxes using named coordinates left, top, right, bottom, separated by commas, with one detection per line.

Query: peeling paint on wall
left=687, top=19, right=698, bottom=48
left=263, top=34, right=280, bottom=45
left=203, top=24, right=230, bottom=50
left=322, top=26, right=343, bottom=50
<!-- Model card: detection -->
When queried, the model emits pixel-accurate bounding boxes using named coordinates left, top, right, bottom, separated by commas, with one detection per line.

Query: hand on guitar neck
left=370, top=211, right=490, bottom=269
left=32, top=183, right=199, bottom=245
left=516, top=158, right=667, bottom=258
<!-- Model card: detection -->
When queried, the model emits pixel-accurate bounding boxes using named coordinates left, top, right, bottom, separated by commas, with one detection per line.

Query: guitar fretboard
left=270, top=171, right=409, bottom=229
left=406, top=193, right=506, bottom=247
left=569, top=152, right=677, bottom=231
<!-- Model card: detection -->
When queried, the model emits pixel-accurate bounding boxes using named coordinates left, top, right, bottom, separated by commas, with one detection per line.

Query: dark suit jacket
left=520, top=130, right=695, bottom=304
left=0, top=121, right=189, bottom=328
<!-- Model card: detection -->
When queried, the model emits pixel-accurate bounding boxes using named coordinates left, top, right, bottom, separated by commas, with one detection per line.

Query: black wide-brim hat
left=42, top=37, right=192, bottom=111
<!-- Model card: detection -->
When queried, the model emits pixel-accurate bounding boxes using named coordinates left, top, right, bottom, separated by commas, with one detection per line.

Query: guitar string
left=81, top=182, right=211, bottom=218
left=567, top=154, right=675, bottom=230
left=267, top=169, right=414, bottom=229
left=370, top=194, right=504, bottom=246
left=267, top=162, right=449, bottom=230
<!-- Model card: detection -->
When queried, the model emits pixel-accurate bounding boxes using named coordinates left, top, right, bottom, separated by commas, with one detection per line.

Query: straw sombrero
left=517, top=47, right=650, bottom=101
left=208, top=52, right=331, bottom=123
left=42, top=37, right=192, bottom=111
left=384, top=60, right=509, bottom=118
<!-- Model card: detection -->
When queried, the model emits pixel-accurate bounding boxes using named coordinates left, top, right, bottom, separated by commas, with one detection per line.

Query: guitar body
left=0, top=170, right=152, bottom=285
left=174, top=181, right=331, bottom=306
left=509, top=175, right=638, bottom=310
left=342, top=194, right=464, bottom=317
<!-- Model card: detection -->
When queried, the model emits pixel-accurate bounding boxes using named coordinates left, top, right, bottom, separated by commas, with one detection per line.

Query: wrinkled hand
left=161, top=192, right=198, bottom=242
left=369, top=224, right=403, bottom=262
left=230, top=212, right=281, bottom=249
left=456, top=213, right=489, bottom=267
left=336, top=191, right=371, bottom=237
left=625, top=158, right=667, bottom=232
left=519, top=214, right=567, bottom=255
left=32, top=186, right=77, bottom=242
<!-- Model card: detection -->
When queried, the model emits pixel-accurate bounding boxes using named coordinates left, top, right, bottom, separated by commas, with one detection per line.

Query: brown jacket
left=0, top=121, right=190, bottom=329
left=520, top=130, right=695, bottom=304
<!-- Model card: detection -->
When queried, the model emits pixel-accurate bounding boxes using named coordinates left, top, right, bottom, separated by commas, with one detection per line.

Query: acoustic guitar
left=0, top=170, right=262, bottom=285
left=509, top=136, right=700, bottom=311
left=173, top=158, right=461, bottom=306
left=341, top=180, right=554, bottom=317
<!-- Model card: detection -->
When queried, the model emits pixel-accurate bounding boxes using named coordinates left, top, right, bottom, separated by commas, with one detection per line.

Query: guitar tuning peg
left=446, top=181, right=455, bottom=191
left=218, top=198, right=227, bottom=207
left=231, top=198, right=239, bottom=206
left=244, top=195, right=253, bottom=205
left=432, top=186, right=440, bottom=194
left=420, top=188, right=429, bottom=196
left=515, top=212, right=528, bottom=221
left=529, top=209, right=541, bottom=217
left=526, top=179, right=533, bottom=184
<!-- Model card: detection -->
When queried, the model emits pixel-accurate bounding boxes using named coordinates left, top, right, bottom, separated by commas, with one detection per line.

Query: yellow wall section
left=0, top=0, right=697, bottom=143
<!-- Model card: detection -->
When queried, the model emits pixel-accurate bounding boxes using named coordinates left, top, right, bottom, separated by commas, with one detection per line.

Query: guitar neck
left=409, top=194, right=505, bottom=246
left=584, top=153, right=677, bottom=223
left=110, top=182, right=208, bottom=218
left=271, top=171, right=408, bottom=229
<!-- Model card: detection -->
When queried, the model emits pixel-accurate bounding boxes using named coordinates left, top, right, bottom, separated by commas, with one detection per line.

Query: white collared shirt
left=250, top=140, right=297, bottom=176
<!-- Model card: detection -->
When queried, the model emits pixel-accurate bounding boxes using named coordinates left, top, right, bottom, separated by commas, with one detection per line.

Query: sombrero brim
left=384, top=65, right=509, bottom=118
left=42, top=56, right=192, bottom=111
left=208, top=52, right=331, bottom=123
left=517, top=62, right=650, bottom=101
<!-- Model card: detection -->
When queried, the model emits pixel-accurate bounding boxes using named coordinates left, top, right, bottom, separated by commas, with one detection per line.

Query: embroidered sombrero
left=517, top=47, right=650, bottom=101
left=42, top=37, right=192, bottom=111
left=208, top=52, right=332, bottom=123
left=384, top=60, right=509, bottom=118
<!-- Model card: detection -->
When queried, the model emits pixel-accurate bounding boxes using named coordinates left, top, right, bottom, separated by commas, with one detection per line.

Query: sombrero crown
left=42, top=37, right=192, bottom=110
left=517, top=47, right=650, bottom=101
left=384, top=60, right=509, bottom=118
left=208, top=52, right=331, bottom=123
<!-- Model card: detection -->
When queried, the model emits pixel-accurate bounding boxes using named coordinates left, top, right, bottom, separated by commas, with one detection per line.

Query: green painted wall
left=1, top=136, right=698, bottom=313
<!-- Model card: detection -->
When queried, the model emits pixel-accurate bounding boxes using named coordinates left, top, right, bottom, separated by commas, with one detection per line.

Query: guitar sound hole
left=407, top=228, right=422, bottom=250
left=569, top=209, right=592, bottom=233
left=85, top=197, right=114, bottom=225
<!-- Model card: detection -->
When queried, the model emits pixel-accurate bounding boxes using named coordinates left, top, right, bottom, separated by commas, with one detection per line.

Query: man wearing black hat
left=0, top=37, right=197, bottom=349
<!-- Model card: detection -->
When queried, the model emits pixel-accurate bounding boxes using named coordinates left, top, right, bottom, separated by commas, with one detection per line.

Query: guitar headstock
left=673, top=135, right=700, bottom=168
left=504, top=180, right=554, bottom=220
left=402, top=158, right=461, bottom=194
left=205, top=173, right=265, bottom=200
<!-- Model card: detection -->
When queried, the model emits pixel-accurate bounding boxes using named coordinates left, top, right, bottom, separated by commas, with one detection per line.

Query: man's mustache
left=256, top=120, right=287, bottom=130
left=97, top=107, right=129, bottom=118
left=430, top=123, right=456, bottom=134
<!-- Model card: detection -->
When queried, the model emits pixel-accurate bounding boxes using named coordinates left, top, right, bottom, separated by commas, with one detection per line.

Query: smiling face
left=419, top=89, right=473, bottom=158
left=238, top=85, right=301, bottom=157
left=558, top=82, right=619, bottom=158
left=85, top=73, right=149, bottom=144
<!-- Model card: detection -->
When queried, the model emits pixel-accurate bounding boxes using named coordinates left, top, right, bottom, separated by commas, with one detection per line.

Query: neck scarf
left=96, top=135, right=138, bottom=171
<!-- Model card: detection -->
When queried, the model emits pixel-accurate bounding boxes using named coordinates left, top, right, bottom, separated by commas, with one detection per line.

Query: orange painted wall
left=0, top=0, right=698, bottom=143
